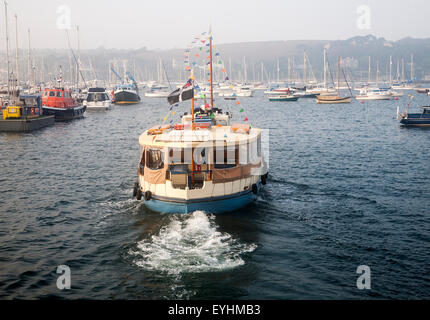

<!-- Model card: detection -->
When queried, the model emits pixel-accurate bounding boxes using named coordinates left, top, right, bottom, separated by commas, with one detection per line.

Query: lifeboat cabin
left=135, top=109, right=268, bottom=214
left=42, top=88, right=86, bottom=121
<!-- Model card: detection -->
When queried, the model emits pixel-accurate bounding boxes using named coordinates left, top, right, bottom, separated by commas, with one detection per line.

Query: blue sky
left=1, top=0, right=429, bottom=50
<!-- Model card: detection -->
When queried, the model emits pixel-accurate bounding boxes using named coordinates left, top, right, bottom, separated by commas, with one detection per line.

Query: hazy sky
left=1, top=0, right=429, bottom=50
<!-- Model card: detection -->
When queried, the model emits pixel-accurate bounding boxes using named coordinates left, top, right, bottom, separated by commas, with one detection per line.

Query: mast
left=389, top=56, right=393, bottom=87
left=323, top=49, right=327, bottom=90
left=28, top=29, right=31, bottom=87
left=376, top=59, right=379, bottom=87
left=410, top=53, right=414, bottom=81
left=303, top=51, right=307, bottom=86
left=368, top=56, right=371, bottom=85
left=277, top=59, right=280, bottom=83
left=401, top=58, right=405, bottom=82
left=76, top=25, right=80, bottom=89
left=337, top=56, right=340, bottom=96
left=4, top=1, right=10, bottom=96
left=287, top=58, right=291, bottom=84
left=14, top=14, right=19, bottom=90
left=210, top=30, right=214, bottom=108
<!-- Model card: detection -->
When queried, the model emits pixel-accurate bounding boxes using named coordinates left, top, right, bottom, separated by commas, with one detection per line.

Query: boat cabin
left=86, top=88, right=110, bottom=102
left=42, top=88, right=77, bottom=109
left=138, top=112, right=264, bottom=192
left=3, top=95, right=43, bottom=120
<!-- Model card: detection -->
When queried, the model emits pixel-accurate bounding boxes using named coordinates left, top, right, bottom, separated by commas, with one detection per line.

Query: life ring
left=252, top=184, right=258, bottom=195
left=136, top=188, right=143, bottom=201
left=144, top=191, right=152, bottom=201
left=133, top=182, right=139, bottom=197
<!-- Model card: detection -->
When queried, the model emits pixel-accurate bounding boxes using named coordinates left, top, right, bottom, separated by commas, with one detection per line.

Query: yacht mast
left=76, top=25, right=80, bottom=89
left=376, top=59, right=379, bottom=87
left=389, top=56, right=393, bottom=87
left=4, top=1, right=11, bottom=96
left=28, top=29, right=31, bottom=87
left=368, top=56, right=371, bottom=85
left=410, top=53, right=414, bottom=81
left=323, top=49, right=327, bottom=90
left=14, top=14, right=19, bottom=90
left=303, top=51, right=307, bottom=86
left=337, top=56, right=340, bottom=96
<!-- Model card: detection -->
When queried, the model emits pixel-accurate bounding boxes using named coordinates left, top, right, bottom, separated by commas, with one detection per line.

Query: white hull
left=355, top=95, right=392, bottom=101
left=145, top=92, right=170, bottom=98
left=85, top=102, right=112, bottom=111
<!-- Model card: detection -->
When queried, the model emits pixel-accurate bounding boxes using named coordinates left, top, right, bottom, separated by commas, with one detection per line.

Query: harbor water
left=0, top=92, right=429, bottom=299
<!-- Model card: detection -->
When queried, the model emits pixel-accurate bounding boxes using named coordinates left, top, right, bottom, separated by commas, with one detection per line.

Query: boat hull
left=269, top=97, right=299, bottom=102
left=0, top=116, right=55, bottom=132
left=400, top=115, right=430, bottom=126
left=316, top=96, right=351, bottom=104
left=114, top=90, right=140, bottom=105
left=85, top=102, right=112, bottom=111
left=142, top=183, right=261, bottom=214
left=42, top=105, right=86, bottom=121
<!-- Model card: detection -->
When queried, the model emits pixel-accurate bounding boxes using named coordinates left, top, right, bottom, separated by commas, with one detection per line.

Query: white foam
left=130, top=211, right=256, bottom=274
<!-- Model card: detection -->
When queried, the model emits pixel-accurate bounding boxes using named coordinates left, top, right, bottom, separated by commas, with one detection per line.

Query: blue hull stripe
left=143, top=183, right=261, bottom=214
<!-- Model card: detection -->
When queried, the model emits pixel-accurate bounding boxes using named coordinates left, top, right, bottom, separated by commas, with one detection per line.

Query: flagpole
left=210, top=28, right=214, bottom=109
left=191, top=69, right=195, bottom=130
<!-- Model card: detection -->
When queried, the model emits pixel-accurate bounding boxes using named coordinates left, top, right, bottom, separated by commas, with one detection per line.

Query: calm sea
left=0, top=91, right=429, bottom=299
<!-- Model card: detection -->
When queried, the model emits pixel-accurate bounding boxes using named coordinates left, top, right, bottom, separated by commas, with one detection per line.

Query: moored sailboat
left=316, top=57, right=351, bottom=104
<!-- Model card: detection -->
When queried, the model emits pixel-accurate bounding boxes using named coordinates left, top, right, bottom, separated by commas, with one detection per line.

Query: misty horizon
left=0, top=0, right=430, bottom=51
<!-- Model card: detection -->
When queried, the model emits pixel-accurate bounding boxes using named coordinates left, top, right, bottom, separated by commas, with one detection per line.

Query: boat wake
left=129, top=211, right=256, bottom=274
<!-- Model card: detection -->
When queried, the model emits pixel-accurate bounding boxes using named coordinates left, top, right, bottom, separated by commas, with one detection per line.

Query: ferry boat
left=42, top=88, right=86, bottom=121
left=397, top=106, right=430, bottom=126
left=0, top=95, right=55, bottom=132
left=84, top=87, right=112, bottom=111
left=133, top=32, right=268, bottom=214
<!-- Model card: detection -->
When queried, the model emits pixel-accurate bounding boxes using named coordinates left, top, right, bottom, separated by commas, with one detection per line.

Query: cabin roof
left=139, top=125, right=261, bottom=148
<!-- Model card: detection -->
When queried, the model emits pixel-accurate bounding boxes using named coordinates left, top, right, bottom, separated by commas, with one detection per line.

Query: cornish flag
left=167, top=79, right=194, bottom=105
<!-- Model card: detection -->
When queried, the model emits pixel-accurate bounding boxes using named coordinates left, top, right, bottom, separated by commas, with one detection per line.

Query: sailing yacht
left=316, top=57, right=351, bottom=104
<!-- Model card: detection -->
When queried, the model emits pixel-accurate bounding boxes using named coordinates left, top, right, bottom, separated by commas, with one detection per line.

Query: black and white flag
left=167, top=79, right=194, bottom=105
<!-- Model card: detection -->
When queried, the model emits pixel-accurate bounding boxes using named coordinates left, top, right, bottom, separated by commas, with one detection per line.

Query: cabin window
left=49, top=91, right=55, bottom=97
left=139, top=149, right=145, bottom=175
left=169, top=148, right=183, bottom=164
left=214, top=145, right=236, bottom=168
left=56, top=92, right=63, bottom=98
left=87, top=94, right=94, bottom=102
left=146, top=149, right=164, bottom=170
left=44, top=91, right=48, bottom=97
